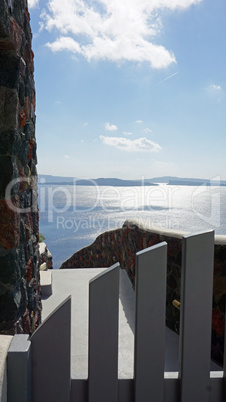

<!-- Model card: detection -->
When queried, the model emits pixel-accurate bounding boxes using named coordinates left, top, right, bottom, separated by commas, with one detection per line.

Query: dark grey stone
left=20, top=31, right=26, bottom=56
left=0, top=156, right=16, bottom=197
left=0, top=249, right=22, bottom=296
left=13, top=0, right=25, bottom=28
left=20, top=217, right=26, bottom=244
left=12, top=131, right=30, bottom=165
left=19, top=80, right=25, bottom=105
left=25, top=70, right=33, bottom=98
left=0, top=0, right=10, bottom=38
left=30, top=159, right=37, bottom=176
left=27, top=279, right=35, bottom=311
left=0, top=52, right=21, bottom=89
left=0, top=130, right=17, bottom=155
left=19, top=190, right=32, bottom=210
left=32, top=211, right=39, bottom=235
left=19, top=278, right=28, bottom=316
left=24, top=121, right=35, bottom=141
left=13, top=284, right=22, bottom=309
left=23, top=9, right=32, bottom=40
left=18, top=245, right=26, bottom=277
left=0, top=87, right=19, bottom=131
left=0, top=291, right=19, bottom=323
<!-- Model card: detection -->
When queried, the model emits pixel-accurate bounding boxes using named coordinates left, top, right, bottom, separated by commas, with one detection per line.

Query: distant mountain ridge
left=38, top=175, right=157, bottom=186
left=38, top=174, right=226, bottom=186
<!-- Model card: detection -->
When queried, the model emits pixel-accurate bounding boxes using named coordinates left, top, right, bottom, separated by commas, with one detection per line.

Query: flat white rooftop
left=41, top=268, right=221, bottom=379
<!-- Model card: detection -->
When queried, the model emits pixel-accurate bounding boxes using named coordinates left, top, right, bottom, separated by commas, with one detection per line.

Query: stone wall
left=61, top=219, right=226, bottom=365
left=0, top=0, right=41, bottom=334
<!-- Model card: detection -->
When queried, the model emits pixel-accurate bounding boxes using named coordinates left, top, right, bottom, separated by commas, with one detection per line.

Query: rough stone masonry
left=0, top=0, right=41, bottom=334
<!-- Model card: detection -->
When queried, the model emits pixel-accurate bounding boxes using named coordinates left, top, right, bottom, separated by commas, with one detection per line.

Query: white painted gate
left=7, top=231, right=226, bottom=401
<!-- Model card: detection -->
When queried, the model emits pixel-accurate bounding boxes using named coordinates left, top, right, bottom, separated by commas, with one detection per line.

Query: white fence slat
left=134, top=242, right=167, bottom=402
left=30, top=296, right=71, bottom=402
left=179, top=231, right=214, bottom=402
left=7, top=335, right=31, bottom=402
left=88, top=264, right=120, bottom=402
left=224, top=296, right=226, bottom=396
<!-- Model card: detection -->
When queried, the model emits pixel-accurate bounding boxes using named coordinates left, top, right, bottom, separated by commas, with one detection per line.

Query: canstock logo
left=191, top=176, right=221, bottom=228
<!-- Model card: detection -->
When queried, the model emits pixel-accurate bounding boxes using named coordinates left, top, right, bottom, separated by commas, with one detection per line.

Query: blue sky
left=28, top=0, right=226, bottom=180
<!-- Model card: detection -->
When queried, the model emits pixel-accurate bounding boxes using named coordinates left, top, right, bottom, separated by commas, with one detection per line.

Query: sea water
left=38, top=184, right=226, bottom=268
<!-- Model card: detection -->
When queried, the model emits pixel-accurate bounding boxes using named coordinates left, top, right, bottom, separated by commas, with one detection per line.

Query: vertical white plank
left=88, top=264, right=119, bottom=402
left=7, top=335, right=31, bottom=402
left=223, top=296, right=226, bottom=395
left=30, top=296, right=71, bottom=402
left=179, top=231, right=214, bottom=402
left=134, top=242, right=167, bottom=402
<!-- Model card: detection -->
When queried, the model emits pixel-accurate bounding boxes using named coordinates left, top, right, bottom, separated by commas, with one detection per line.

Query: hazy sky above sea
left=29, top=0, right=226, bottom=180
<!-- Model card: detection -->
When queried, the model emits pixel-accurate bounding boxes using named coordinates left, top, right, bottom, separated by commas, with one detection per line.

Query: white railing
left=7, top=231, right=226, bottom=401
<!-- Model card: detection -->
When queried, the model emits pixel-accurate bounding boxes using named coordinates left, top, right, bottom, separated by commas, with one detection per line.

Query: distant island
left=38, top=175, right=157, bottom=186
left=38, top=174, right=226, bottom=187
left=168, top=179, right=226, bottom=186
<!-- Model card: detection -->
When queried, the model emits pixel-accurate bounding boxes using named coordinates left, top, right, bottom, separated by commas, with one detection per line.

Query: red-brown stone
left=23, top=42, right=34, bottom=72
left=25, top=8, right=31, bottom=21
left=25, top=257, right=33, bottom=283
left=23, top=41, right=30, bottom=66
left=30, top=174, right=37, bottom=189
left=10, top=18, right=22, bottom=53
left=19, top=110, right=26, bottom=128
left=32, top=90, right=36, bottom=111
left=18, top=168, right=27, bottom=192
left=0, top=19, right=22, bottom=52
left=27, top=138, right=33, bottom=160
left=0, top=197, right=20, bottom=249
left=30, top=50, right=34, bottom=72
left=24, top=97, right=31, bottom=119
left=25, top=212, right=33, bottom=240
left=22, top=308, right=31, bottom=334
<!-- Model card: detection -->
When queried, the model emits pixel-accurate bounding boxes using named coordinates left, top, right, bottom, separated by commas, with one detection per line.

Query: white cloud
left=28, top=0, right=39, bottom=9
left=206, top=83, right=223, bottom=103
left=100, top=135, right=161, bottom=152
left=105, top=122, right=118, bottom=131
left=46, top=36, right=81, bottom=53
left=123, top=131, right=133, bottom=136
left=84, top=122, right=88, bottom=126
left=64, top=154, right=70, bottom=158
left=40, top=0, right=203, bottom=68
left=144, top=128, right=152, bottom=134
left=55, top=100, right=62, bottom=105
left=208, top=84, right=222, bottom=91
left=136, top=120, right=143, bottom=124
